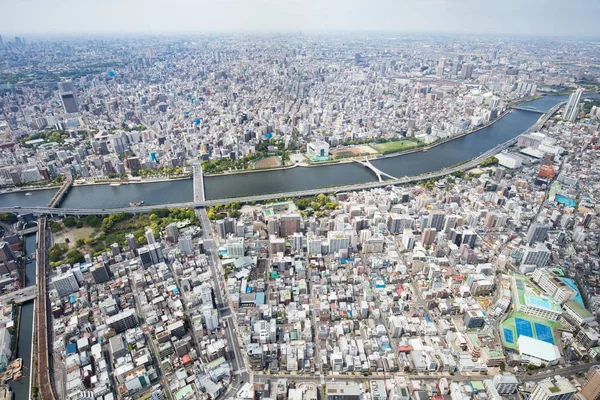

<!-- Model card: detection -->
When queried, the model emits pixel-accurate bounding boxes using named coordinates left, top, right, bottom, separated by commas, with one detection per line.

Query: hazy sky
left=2, top=0, right=599, bottom=38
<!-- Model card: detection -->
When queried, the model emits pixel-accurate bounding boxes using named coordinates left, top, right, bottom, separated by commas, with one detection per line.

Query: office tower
left=165, top=223, right=179, bottom=243
left=563, top=88, right=583, bottom=122
left=0, top=35, right=3, bottom=47
left=437, top=57, right=446, bottom=76
left=145, top=229, right=156, bottom=245
left=106, top=308, right=139, bottom=333
left=387, top=214, right=413, bottom=234
left=460, top=64, right=474, bottom=79
left=58, top=81, right=79, bottom=113
left=147, top=47, right=155, bottom=59
left=581, top=366, right=600, bottom=400
left=203, top=307, right=219, bottom=331
left=530, top=377, right=576, bottom=400
left=91, top=264, right=111, bottom=284
left=178, top=236, right=194, bottom=255
left=443, top=214, right=459, bottom=234
left=51, top=271, right=80, bottom=297
left=280, top=214, right=301, bottom=237
left=526, top=223, right=550, bottom=245
left=138, top=243, right=164, bottom=268
left=0, top=242, right=15, bottom=264
left=126, top=233, right=137, bottom=252
left=451, top=60, right=461, bottom=76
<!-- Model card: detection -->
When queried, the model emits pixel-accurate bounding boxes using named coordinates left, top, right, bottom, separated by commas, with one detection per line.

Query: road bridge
left=0, top=285, right=37, bottom=304
left=192, top=163, right=206, bottom=203
left=47, top=173, right=72, bottom=208
left=511, top=105, right=546, bottom=114
left=354, top=157, right=396, bottom=182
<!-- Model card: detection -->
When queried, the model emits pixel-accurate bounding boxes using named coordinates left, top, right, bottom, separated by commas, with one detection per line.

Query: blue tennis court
left=503, top=328, right=515, bottom=344
left=515, top=318, right=533, bottom=338
left=534, top=323, right=554, bottom=344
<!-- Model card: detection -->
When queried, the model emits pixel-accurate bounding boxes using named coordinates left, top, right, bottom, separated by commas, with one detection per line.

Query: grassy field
left=372, top=140, right=420, bottom=154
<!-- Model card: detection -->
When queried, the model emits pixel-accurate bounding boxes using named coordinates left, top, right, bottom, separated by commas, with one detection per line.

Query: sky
left=1, top=0, right=599, bottom=38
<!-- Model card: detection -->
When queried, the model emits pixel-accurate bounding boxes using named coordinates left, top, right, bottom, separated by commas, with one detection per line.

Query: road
left=196, top=208, right=250, bottom=399
left=0, top=285, right=37, bottom=304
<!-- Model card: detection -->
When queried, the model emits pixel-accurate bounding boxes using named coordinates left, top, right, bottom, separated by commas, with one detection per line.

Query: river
left=0, top=93, right=597, bottom=209
left=9, top=234, right=36, bottom=399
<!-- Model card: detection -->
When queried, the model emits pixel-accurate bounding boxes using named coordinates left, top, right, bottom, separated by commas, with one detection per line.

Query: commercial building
left=52, top=271, right=80, bottom=297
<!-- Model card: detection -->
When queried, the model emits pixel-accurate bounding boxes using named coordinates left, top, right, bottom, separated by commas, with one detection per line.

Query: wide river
left=0, top=94, right=596, bottom=209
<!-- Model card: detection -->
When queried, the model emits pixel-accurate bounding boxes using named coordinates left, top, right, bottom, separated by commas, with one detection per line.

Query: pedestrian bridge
left=354, top=158, right=396, bottom=182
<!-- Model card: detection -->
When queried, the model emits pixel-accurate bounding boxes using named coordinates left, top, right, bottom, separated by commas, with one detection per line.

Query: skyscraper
left=58, top=81, right=79, bottom=113
left=460, top=64, right=474, bottom=79
left=437, top=57, right=446, bottom=77
left=145, top=229, right=156, bottom=245
left=563, top=88, right=583, bottom=122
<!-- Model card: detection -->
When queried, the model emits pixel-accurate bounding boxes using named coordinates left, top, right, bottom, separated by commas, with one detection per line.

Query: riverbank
left=0, top=185, right=59, bottom=195
left=72, top=175, right=192, bottom=187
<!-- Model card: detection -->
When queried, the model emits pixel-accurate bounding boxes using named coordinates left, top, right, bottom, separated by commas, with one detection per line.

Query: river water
left=0, top=93, right=597, bottom=209
left=9, top=234, right=36, bottom=399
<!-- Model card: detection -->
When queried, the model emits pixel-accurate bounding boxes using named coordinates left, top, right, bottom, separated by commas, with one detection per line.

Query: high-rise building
left=581, top=365, right=600, bottom=400
left=460, top=64, right=474, bottom=79
left=165, top=223, right=179, bottom=243
left=145, top=229, right=156, bottom=245
left=563, top=88, right=583, bottom=122
left=178, top=236, right=194, bottom=255
left=280, top=214, right=301, bottom=237
left=126, top=233, right=137, bottom=252
left=58, top=81, right=79, bottom=113
left=421, top=228, right=437, bottom=246
left=110, top=243, right=120, bottom=256
left=526, top=223, right=550, bottom=245
left=530, top=377, right=576, bottom=400
left=521, top=243, right=551, bottom=268
left=437, top=57, right=446, bottom=76
left=90, top=264, right=111, bottom=284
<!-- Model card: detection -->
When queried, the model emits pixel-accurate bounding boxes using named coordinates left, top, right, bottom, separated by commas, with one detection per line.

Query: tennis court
left=534, top=323, right=555, bottom=344
left=515, top=317, right=533, bottom=338
left=503, top=328, right=515, bottom=344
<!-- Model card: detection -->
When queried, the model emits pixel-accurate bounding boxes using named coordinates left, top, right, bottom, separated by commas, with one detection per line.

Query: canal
left=9, top=234, right=36, bottom=399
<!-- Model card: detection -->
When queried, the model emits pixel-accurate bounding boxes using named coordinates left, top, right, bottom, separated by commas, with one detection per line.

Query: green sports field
left=372, top=140, right=420, bottom=154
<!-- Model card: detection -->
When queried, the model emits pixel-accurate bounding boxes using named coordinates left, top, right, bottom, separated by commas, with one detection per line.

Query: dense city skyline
left=2, top=0, right=600, bottom=37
